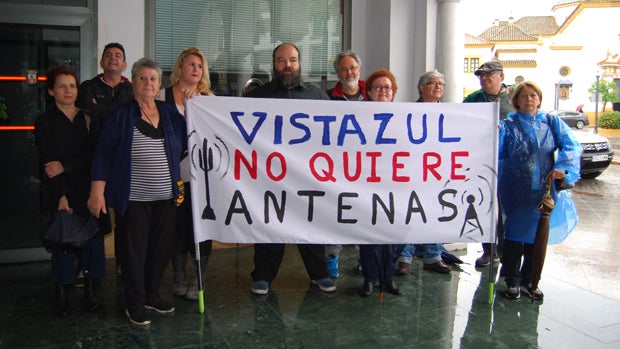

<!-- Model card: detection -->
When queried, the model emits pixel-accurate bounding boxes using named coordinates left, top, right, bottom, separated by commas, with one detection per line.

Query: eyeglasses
left=338, top=66, right=359, bottom=73
left=372, top=85, right=393, bottom=93
left=424, top=81, right=445, bottom=87
left=477, top=71, right=497, bottom=78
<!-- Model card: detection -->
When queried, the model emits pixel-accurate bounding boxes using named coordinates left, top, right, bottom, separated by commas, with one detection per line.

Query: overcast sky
left=461, top=0, right=558, bottom=35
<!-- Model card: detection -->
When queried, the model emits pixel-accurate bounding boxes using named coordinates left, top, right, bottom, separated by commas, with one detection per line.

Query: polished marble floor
left=1, top=241, right=619, bottom=349
left=2, top=164, right=620, bottom=348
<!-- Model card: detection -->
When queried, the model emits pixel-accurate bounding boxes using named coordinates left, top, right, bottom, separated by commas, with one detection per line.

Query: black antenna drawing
left=199, top=138, right=216, bottom=220
left=459, top=194, right=483, bottom=238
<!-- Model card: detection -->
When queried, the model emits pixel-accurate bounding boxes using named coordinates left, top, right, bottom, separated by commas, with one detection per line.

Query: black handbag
left=41, top=210, right=100, bottom=249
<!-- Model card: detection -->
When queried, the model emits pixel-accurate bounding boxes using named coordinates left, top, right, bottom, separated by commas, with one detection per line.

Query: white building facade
left=464, top=1, right=620, bottom=112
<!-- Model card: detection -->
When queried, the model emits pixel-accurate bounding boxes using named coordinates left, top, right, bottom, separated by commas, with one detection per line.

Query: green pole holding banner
left=195, top=242, right=205, bottom=313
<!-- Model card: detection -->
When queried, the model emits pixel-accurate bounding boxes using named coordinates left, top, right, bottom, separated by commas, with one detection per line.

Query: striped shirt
left=129, top=120, right=173, bottom=201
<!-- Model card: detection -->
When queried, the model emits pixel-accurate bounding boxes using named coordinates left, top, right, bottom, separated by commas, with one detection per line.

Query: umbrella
left=530, top=177, right=555, bottom=302
left=41, top=210, right=100, bottom=249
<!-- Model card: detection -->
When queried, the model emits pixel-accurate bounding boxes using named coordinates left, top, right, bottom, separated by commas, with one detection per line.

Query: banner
left=186, top=96, right=499, bottom=244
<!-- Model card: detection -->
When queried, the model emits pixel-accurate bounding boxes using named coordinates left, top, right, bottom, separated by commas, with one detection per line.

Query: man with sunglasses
left=464, top=60, right=515, bottom=268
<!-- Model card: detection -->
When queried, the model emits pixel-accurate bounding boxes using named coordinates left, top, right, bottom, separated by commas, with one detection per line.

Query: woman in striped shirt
left=87, top=58, right=186, bottom=326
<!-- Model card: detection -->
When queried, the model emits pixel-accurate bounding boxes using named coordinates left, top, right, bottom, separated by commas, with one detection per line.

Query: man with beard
left=245, top=42, right=335, bottom=296
left=327, top=50, right=367, bottom=101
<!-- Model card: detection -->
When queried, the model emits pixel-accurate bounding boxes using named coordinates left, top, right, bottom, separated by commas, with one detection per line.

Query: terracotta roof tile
left=480, top=24, right=538, bottom=41
left=514, top=16, right=559, bottom=35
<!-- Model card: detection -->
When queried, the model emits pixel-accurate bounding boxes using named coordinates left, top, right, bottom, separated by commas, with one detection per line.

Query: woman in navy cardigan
left=88, top=58, right=186, bottom=326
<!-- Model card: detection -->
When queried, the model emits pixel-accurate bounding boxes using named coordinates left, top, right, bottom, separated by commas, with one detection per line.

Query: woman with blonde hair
left=157, top=47, right=214, bottom=301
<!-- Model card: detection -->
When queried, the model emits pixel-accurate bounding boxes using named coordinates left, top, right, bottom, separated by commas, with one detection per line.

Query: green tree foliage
left=588, top=79, right=619, bottom=112
left=599, top=111, right=620, bottom=129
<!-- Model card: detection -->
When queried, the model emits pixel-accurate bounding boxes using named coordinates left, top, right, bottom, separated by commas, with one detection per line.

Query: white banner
left=186, top=96, right=499, bottom=244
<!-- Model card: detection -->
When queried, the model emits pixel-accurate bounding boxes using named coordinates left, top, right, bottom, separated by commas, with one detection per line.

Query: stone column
left=436, top=0, right=463, bottom=102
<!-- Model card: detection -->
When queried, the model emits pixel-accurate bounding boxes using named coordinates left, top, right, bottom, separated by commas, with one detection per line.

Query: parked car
left=572, top=131, right=614, bottom=179
left=550, top=110, right=589, bottom=129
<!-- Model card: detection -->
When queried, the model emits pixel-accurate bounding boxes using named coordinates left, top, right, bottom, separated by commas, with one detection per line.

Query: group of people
left=34, top=40, right=581, bottom=327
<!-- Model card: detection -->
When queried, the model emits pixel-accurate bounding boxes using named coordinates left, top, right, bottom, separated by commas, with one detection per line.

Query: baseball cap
left=474, top=61, right=503, bottom=76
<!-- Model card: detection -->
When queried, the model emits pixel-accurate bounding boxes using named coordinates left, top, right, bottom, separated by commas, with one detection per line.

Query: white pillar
left=436, top=0, right=463, bottom=102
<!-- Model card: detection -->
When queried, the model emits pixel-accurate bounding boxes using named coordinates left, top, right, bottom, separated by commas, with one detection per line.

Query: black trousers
left=118, top=200, right=176, bottom=307
left=251, top=243, right=328, bottom=283
left=502, top=239, right=534, bottom=288
left=174, top=183, right=212, bottom=258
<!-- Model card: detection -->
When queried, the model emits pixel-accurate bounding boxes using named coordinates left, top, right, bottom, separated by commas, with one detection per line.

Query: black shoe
left=126, top=306, right=151, bottom=326
left=145, top=297, right=175, bottom=314
left=54, top=283, right=70, bottom=317
left=84, top=278, right=98, bottom=312
left=385, top=280, right=402, bottom=295
left=359, top=281, right=374, bottom=297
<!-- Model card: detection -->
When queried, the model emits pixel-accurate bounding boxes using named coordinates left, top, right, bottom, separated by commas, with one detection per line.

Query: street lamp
left=594, top=74, right=600, bottom=134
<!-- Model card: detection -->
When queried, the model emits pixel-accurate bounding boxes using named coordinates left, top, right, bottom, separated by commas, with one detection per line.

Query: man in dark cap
left=464, top=61, right=514, bottom=119
left=463, top=60, right=514, bottom=267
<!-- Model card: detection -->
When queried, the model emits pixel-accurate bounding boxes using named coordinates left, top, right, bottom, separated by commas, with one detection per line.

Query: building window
left=463, top=58, right=469, bottom=73
left=470, top=58, right=480, bottom=73
left=153, top=0, right=343, bottom=96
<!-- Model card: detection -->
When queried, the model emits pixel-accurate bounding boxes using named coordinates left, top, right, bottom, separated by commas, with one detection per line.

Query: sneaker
left=327, top=255, right=340, bottom=279
left=504, top=285, right=520, bottom=299
left=312, top=277, right=336, bottom=293
left=186, top=281, right=199, bottom=301
left=145, top=297, right=175, bottom=314
left=251, top=280, right=269, bottom=295
left=520, top=284, right=544, bottom=300
left=475, top=253, right=500, bottom=267
left=126, top=307, right=151, bottom=326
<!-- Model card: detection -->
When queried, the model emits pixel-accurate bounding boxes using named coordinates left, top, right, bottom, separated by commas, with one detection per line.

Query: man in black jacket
left=246, top=42, right=335, bottom=296
left=78, top=42, right=134, bottom=148
left=78, top=42, right=134, bottom=271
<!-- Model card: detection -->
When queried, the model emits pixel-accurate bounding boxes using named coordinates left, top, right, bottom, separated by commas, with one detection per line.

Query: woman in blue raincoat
left=498, top=81, right=581, bottom=300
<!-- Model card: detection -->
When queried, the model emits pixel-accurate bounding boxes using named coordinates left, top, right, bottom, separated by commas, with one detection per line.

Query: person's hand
left=87, top=193, right=107, bottom=218
left=44, top=161, right=64, bottom=178
left=57, top=195, right=73, bottom=214
left=181, top=88, right=200, bottom=100
left=547, top=168, right=565, bottom=181
left=91, top=97, right=97, bottom=104
left=87, top=181, right=107, bottom=218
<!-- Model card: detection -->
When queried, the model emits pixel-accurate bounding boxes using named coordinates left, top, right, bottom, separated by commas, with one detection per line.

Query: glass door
left=0, top=23, right=80, bottom=261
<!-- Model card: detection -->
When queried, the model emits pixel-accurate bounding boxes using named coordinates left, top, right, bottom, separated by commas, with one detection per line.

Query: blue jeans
left=396, top=243, right=443, bottom=264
